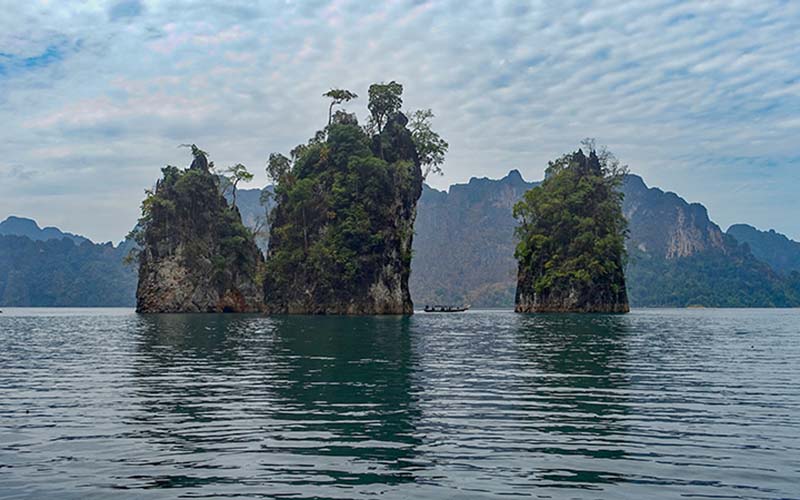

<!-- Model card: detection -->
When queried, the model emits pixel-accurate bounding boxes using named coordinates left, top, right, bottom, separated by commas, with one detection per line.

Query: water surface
left=1, top=309, right=798, bottom=499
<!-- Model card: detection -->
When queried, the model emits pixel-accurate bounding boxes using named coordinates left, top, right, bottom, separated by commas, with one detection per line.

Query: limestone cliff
left=263, top=113, right=422, bottom=314
left=134, top=152, right=264, bottom=313
left=623, top=175, right=727, bottom=259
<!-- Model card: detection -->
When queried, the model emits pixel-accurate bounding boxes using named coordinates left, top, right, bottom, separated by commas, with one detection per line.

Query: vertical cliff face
left=264, top=113, right=422, bottom=314
left=514, top=150, right=629, bottom=313
left=135, top=154, right=264, bottom=313
left=411, top=171, right=535, bottom=307
left=623, top=175, right=728, bottom=259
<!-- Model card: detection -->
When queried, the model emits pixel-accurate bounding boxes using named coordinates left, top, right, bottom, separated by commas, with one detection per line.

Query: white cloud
left=0, top=0, right=799, bottom=241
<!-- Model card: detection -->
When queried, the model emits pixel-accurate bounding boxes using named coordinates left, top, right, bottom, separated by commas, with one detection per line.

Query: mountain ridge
left=0, top=216, right=90, bottom=246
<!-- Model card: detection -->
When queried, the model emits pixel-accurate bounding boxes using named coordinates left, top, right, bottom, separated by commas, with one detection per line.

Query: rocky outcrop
left=513, top=150, right=629, bottom=313
left=135, top=153, right=264, bottom=313
left=515, top=268, right=630, bottom=313
left=263, top=113, right=422, bottom=314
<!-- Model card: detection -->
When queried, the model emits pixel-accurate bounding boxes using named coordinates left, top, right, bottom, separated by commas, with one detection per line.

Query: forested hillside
left=727, top=224, right=800, bottom=276
left=0, top=235, right=136, bottom=306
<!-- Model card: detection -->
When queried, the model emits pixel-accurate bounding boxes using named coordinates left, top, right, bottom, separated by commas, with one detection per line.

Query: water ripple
left=0, top=309, right=799, bottom=499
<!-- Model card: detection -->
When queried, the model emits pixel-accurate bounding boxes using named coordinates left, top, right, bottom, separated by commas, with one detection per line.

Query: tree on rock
left=263, top=81, right=445, bottom=314
left=224, top=163, right=254, bottom=208
left=132, top=146, right=264, bottom=313
left=513, top=141, right=629, bottom=313
left=323, top=88, right=358, bottom=126
left=408, top=109, right=448, bottom=180
left=367, top=81, right=403, bottom=134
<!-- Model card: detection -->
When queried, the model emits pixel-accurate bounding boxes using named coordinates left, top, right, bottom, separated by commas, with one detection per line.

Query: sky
left=1, top=0, right=799, bottom=243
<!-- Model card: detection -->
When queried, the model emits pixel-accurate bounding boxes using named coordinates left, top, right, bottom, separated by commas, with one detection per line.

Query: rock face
left=515, top=268, right=630, bottom=313
left=135, top=154, right=264, bottom=313
left=264, top=113, right=422, bottom=314
left=411, top=171, right=535, bottom=307
left=623, top=174, right=728, bottom=259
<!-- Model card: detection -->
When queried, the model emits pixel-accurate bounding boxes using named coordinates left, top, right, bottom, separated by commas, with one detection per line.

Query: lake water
left=0, top=309, right=798, bottom=499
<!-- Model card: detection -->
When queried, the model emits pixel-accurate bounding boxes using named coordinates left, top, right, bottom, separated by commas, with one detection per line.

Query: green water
left=1, top=309, right=798, bottom=499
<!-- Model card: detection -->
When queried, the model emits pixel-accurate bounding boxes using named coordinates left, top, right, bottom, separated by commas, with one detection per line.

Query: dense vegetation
left=513, top=144, right=629, bottom=312
left=626, top=245, right=800, bottom=307
left=0, top=235, right=136, bottom=306
left=131, top=150, right=257, bottom=276
left=263, top=82, right=445, bottom=313
left=132, top=146, right=264, bottom=312
left=5, top=169, right=800, bottom=308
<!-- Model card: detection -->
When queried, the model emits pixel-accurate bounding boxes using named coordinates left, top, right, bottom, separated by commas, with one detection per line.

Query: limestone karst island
left=3, top=3, right=800, bottom=499
left=131, top=84, right=630, bottom=315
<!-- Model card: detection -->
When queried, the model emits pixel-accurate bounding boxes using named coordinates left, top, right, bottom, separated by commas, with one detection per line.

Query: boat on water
left=423, top=304, right=470, bottom=313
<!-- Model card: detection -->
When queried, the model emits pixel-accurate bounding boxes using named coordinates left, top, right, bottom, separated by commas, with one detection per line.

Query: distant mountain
left=408, top=171, right=800, bottom=308
left=411, top=170, right=535, bottom=307
left=0, top=235, right=136, bottom=307
left=622, top=175, right=798, bottom=307
left=226, top=187, right=273, bottom=253
left=727, top=224, right=800, bottom=276
left=0, top=216, right=90, bottom=245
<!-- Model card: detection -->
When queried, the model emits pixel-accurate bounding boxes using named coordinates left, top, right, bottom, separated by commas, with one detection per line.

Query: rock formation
left=134, top=152, right=264, bottom=313
left=514, top=149, right=629, bottom=313
left=263, top=113, right=422, bottom=314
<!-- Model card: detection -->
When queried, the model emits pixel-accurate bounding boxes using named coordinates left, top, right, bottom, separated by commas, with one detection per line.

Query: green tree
left=367, top=81, right=403, bottom=134
left=224, top=163, right=254, bottom=208
left=323, top=88, right=358, bottom=126
left=408, top=108, right=449, bottom=180
left=266, top=152, right=292, bottom=185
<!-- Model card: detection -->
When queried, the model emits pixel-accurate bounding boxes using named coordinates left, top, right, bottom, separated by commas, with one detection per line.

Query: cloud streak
left=0, top=0, right=799, bottom=241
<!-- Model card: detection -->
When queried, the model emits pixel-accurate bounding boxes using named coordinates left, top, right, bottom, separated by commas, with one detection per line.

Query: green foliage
left=224, top=163, right=254, bottom=207
left=265, top=82, right=426, bottom=306
left=0, top=235, right=136, bottom=306
left=367, top=81, right=403, bottom=134
left=133, top=148, right=259, bottom=281
left=408, top=109, right=449, bottom=180
left=514, top=146, right=628, bottom=297
left=266, top=153, right=292, bottom=185
left=626, top=246, right=800, bottom=307
left=178, top=143, right=208, bottom=160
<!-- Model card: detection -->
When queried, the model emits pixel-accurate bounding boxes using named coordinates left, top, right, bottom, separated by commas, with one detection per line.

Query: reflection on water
left=129, top=314, right=421, bottom=493
left=1, top=309, right=799, bottom=499
left=515, top=315, right=632, bottom=486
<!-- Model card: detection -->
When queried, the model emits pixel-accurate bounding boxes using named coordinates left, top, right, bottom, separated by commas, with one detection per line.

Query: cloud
left=1, top=0, right=799, bottom=242
left=109, top=0, right=145, bottom=21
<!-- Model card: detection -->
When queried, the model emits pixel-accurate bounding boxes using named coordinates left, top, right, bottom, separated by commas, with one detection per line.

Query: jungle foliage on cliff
left=263, top=82, right=439, bottom=313
left=131, top=157, right=257, bottom=277
left=514, top=145, right=628, bottom=310
left=131, top=147, right=264, bottom=312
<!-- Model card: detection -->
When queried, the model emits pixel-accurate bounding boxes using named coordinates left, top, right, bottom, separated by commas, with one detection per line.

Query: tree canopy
left=367, top=81, right=403, bottom=134
left=224, top=163, right=254, bottom=208
left=408, top=109, right=449, bottom=180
